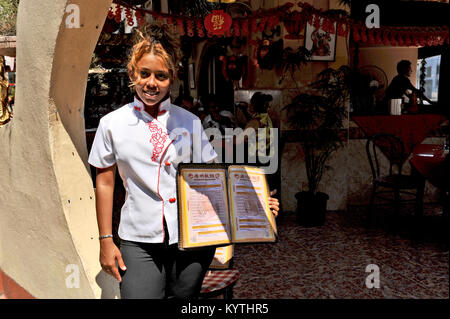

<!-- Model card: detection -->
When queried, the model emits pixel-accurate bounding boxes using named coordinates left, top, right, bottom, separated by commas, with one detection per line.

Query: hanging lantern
left=397, top=31, right=405, bottom=46
left=251, top=18, right=258, bottom=34
left=382, top=30, right=390, bottom=46
left=375, top=29, right=382, bottom=44
left=204, top=10, right=233, bottom=36
left=107, top=6, right=115, bottom=20
left=267, top=16, right=280, bottom=30
left=258, top=17, right=268, bottom=32
left=404, top=31, right=412, bottom=46
left=283, top=11, right=304, bottom=39
left=352, top=25, right=361, bottom=42
left=232, top=20, right=241, bottom=37
left=389, top=31, right=397, bottom=46
left=360, top=27, right=367, bottom=43
left=241, top=19, right=249, bottom=36
left=196, top=19, right=205, bottom=38
left=186, top=20, right=195, bottom=37
left=114, top=4, right=122, bottom=23
left=367, top=29, right=375, bottom=45
left=125, top=7, right=134, bottom=27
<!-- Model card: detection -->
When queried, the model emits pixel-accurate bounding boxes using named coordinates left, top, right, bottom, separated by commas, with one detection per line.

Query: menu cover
left=176, top=163, right=277, bottom=250
left=210, top=245, right=234, bottom=270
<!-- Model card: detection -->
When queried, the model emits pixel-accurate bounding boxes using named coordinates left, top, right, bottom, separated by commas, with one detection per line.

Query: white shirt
left=88, top=97, right=217, bottom=245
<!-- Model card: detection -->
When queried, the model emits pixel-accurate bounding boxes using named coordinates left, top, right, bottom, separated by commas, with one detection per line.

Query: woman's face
left=132, top=53, right=171, bottom=107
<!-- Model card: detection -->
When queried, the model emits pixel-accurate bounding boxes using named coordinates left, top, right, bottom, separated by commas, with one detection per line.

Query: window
left=416, top=55, right=441, bottom=102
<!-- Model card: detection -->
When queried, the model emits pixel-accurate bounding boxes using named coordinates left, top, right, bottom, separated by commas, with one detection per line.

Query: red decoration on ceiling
left=106, top=0, right=448, bottom=48
left=204, top=10, right=232, bottom=36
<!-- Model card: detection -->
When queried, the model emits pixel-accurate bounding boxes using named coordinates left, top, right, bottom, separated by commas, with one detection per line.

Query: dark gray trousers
left=119, top=239, right=215, bottom=299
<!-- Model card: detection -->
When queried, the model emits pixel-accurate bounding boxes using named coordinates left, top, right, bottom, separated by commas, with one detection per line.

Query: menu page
left=179, top=168, right=231, bottom=248
left=228, top=166, right=277, bottom=243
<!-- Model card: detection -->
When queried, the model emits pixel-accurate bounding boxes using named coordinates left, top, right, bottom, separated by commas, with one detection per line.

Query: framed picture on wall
left=304, top=19, right=337, bottom=62
left=189, top=63, right=195, bottom=89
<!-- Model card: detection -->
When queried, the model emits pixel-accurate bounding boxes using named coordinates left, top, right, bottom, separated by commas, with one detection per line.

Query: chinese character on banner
left=204, top=10, right=232, bottom=36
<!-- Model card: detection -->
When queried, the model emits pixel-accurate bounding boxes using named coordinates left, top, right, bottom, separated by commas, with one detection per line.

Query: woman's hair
left=128, top=23, right=180, bottom=86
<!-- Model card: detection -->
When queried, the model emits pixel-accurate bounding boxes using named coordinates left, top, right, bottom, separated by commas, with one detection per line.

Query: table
left=352, top=114, right=447, bottom=161
left=410, top=144, right=448, bottom=190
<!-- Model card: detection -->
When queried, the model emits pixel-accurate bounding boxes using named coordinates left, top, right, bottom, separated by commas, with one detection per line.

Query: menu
left=177, top=164, right=277, bottom=249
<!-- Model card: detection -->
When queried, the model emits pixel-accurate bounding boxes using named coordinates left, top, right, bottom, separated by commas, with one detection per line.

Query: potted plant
left=284, top=65, right=351, bottom=226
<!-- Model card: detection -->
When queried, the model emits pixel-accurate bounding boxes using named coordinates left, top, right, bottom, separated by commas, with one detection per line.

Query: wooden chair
left=366, top=133, right=425, bottom=226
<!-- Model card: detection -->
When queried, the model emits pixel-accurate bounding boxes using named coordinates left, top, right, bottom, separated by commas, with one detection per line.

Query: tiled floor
left=231, top=204, right=449, bottom=299
left=1, top=203, right=447, bottom=299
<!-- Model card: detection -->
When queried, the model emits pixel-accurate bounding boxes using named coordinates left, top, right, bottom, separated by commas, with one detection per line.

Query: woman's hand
left=99, top=238, right=126, bottom=282
left=268, top=189, right=280, bottom=217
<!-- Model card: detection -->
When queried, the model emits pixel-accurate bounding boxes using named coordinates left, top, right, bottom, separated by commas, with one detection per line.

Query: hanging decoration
left=204, top=10, right=232, bottom=36
left=106, top=0, right=448, bottom=48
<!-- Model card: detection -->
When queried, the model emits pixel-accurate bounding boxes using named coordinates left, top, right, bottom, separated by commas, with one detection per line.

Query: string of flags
left=108, top=0, right=449, bottom=47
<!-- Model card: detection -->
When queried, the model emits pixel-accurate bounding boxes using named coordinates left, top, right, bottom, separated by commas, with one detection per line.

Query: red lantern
left=232, top=20, right=241, bottom=37
left=397, top=31, right=405, bottom=46
left=360, top=27, right=367, bottom=43
left=258, top=17, right=268, bottom=32
left=196, top=19, right=205, bottom=38
left=186, top=20, right=195, bottom=37
left=382, top=31, right=390, bottom=46
left=367, top=29, right=375, bottom=44
left=204, top=10, right=232, bottom=36
left=283, top=11, right=304, bottom=39
left=251, top=18, right=258, bottom=33
left=352, top=25, right=361, bottom=42
left=176, top=18, right=185, bottom=36
left=107, top=7, right=115, bottom=20
left=389, top=31, right=397, bottom=46
left=241, top=19, right=249, bottom=36
left=114, top=5, right=122, bottom=23
left=404, top=31, right=412, bottom=46
left=375, top=29, right=382, bottom=44
left=125, top=7, right=134, bottom=27
left=267, top=16, right=279, bottom=29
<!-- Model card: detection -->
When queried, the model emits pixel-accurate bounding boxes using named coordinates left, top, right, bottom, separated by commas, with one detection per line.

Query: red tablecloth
left=352, top=115, right=446, bottom=161
left=410, top=144, right=448, bottom=189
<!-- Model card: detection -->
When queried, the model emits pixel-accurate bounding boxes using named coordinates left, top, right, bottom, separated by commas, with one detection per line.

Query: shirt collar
left=132, top=96, right=171, bottom=117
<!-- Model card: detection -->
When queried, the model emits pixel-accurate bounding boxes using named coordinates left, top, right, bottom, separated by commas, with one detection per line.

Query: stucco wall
left=0, top=0, right=119, bottom=298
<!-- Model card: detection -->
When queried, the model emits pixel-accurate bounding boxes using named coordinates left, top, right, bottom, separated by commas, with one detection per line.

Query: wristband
left=99, top=234, right=113, bottom=240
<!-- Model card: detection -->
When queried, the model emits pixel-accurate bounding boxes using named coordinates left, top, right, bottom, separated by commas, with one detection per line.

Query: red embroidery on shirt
left=147, top=121, right=169, bottom=162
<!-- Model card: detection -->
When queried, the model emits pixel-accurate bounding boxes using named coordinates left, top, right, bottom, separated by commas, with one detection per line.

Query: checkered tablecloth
left=200, top=269, right=240, bottom=294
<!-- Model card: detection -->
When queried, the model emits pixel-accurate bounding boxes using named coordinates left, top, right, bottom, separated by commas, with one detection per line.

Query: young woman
left=88, top=24, right=279, bottom=299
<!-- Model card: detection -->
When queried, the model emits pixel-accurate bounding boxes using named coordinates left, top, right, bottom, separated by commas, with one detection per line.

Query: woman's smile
left=132, top=53, right=171, bottom=108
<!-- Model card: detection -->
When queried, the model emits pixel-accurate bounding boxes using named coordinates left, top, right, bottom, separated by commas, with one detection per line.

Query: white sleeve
left=88, top=118, right=116, bottom=168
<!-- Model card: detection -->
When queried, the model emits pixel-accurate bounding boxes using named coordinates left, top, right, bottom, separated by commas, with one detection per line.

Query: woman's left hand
left=268, top=189, right=280, bottom=217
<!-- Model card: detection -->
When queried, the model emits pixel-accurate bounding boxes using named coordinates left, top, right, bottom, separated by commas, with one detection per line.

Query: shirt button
left=165, top=161, right=171, bottom=166
left=169, top=197, right=176, bottom=203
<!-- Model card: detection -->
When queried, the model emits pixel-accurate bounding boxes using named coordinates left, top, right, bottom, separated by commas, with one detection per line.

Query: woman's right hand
left=99, top=238, right=126, bottom=282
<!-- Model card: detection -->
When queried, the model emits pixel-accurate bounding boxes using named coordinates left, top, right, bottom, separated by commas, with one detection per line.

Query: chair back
left=366, top=133, right=406, bottom=180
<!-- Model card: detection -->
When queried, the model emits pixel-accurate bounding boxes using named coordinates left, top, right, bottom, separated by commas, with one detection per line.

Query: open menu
left=176, top=164, right=277, bottom=250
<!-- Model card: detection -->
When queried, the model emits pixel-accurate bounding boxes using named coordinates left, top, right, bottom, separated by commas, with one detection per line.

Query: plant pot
left=295, top=191, right=329, bottom=227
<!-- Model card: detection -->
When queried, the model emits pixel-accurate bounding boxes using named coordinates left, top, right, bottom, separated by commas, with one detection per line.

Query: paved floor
left=231, top=204, right=449, bottom=299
